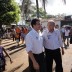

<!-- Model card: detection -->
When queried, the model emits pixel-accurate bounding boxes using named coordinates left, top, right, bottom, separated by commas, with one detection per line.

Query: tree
left=21, top=0, right=65, bottom=19
left=21, top=0, right=48, bottom=18
left=31, top=6, right=55, bottom=19
left=41, top=0, right=48, bottom=12
left=0, top=0, right=20, bottom=28
left=63, top=0, right=66, bottom=4
left=21, top=0, right=32, bottom=20
left=31, top=7, right=46, bottom=18
left=36, top=0, right=39, bottom=18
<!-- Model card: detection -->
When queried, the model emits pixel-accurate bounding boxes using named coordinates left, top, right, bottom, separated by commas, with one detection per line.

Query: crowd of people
left=0, top=26, right=29, bottom=71
left=0, top=18, right=72, bottom=72
left=25, top=19, right=72, bottom=72
left=61, top=26, right=72, bottom=48
left=0, top=38, right=13, bottom=71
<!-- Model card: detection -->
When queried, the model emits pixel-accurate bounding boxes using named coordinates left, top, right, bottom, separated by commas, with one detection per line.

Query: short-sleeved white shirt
left=65, top=30, right=70, bottom=36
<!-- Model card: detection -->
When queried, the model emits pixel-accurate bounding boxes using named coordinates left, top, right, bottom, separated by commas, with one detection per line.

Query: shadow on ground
left=2, top=41, right=15, bottom=45
left=3, top=42, right=16, bottom=47
left=22, top=67, right=29, bottom=72
left=8, top=63, right=23, bottom=72
left=5, top=44, right=26, bottom=57
left=2, top=39, right=13, bottom=41
left=6, top=44, right=26, bottom=51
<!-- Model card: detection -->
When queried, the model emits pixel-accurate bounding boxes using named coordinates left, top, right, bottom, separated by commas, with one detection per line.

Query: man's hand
left=33, top=61, right=39, bottom=70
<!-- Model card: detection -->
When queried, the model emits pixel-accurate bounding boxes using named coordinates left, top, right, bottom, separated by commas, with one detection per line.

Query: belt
left=45, top=48, right=60, bottom=51
left=33, top=52, right=44, bottom=56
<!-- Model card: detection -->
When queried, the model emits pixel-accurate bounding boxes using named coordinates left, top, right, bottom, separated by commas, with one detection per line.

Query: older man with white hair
left=42, top=20, right=64, bottom=72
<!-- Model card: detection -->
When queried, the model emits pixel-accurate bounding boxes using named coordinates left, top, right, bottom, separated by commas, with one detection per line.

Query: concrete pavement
left=1, top=39, right=72, bottom=72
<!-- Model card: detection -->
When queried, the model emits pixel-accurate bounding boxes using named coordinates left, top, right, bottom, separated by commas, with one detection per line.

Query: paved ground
left=1, top=39, right=72, bottom=72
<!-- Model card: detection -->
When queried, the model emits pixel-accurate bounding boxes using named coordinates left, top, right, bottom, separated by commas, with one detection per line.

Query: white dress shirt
left=65, top=30, right=70, bottom=36
left=61, top=28, right=65, bottom=33
left=42, top=29, right=63, bottom=50
left=25, top=29, right=44, bottom=54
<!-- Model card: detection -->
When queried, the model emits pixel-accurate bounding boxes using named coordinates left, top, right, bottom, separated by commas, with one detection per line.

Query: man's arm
left=3, top=48, right=13, bottom=63
left=28, top=51, right=39, bottom=70
left=25, top=35, right=39, bottom=70
left=57, top=30, right=64, bottom=55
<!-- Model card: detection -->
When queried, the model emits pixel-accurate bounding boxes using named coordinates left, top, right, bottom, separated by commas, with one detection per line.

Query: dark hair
left=31, top=19, right=40, bottom=27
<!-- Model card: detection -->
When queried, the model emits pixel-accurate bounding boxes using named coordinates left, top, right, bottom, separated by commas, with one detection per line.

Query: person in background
left=15, top=26, right=21, bottom=42
left=25, top=19, right=45, bottom=72
left=64, top=27, right=70, bottom=48
left=21, top=27, right=25, bottom=44
left=28, top=25, right=32, bottom=32
left=69, top=27, right=72, bottom=44
left=12, top=28, right=16, bottom=41
left=24, top=27, right=28, bottom=35
left=61, top=27, right=65, bottom=39
left=55, top=24, right=59, bottom=29
left=15, top=32, right=20, bottom=46
left=0, top=38, right=13, bottom=71
left=42, top=20, right=64, bottom=72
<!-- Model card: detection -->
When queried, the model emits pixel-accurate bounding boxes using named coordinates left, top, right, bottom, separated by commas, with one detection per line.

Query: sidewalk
left=62, top=44, right=72, bottom=72
left=2, top=39, right=72, bottom=72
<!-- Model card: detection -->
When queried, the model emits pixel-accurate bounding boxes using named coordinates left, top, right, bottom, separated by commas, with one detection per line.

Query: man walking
left=64, top=27, right=70, bottom=47
left=42, top=20, right=64, bottom=72
left=25, top=19, right=45, bottom=72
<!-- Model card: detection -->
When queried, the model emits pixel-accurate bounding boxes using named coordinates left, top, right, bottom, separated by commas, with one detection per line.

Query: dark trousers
left=12, top=34, right=15, bottom=41
left=45, top=48, right=63, bottom=72
left=64, top=36, right=69, bottom=46
left=29, top=52, right=45, bottom=72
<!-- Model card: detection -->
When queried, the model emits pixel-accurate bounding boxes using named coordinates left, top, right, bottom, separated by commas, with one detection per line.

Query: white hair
left=47, top=20, right=55, bottom=25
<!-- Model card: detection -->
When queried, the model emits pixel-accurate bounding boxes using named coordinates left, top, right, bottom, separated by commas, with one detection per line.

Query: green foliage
left=21, top=0, right=32, bottom=20
left=0, top=0, right=20, bottom=25
left=31, top=6, right=55, bottom=19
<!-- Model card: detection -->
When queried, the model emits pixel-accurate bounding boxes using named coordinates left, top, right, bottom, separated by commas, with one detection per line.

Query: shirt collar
left=46, top=28, right=55, bottom=34
left=32, top=28, right=39, bottom=36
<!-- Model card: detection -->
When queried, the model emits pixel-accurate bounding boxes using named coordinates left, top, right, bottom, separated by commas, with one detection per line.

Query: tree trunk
left=0, top=24, right=2, bottom=30
left=36, top=0, right=39, bottom=18
left=43, top=0, right=46, bottom=13
left=0, top=24, right=3, bottom=38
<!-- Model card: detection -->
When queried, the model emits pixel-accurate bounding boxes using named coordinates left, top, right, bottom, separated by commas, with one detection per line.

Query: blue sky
left=15, top=0, right=72, bottom=15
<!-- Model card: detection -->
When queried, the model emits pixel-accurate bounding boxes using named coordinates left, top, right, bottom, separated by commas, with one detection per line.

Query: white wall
left=41, top=21, right=48, bottom=28
left=55, top=20, right=61, bottom=29
left=41, top=20, right=61, bottom=29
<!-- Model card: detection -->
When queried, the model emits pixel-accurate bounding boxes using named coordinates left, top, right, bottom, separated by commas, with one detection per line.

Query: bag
left=70, top=37, right=72, bottom=44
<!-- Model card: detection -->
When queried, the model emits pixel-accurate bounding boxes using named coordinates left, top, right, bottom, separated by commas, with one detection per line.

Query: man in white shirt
left=64, top=27, right=70, bottom=47
left=61, top=27, right=65, bottom=42
left=25, top=19, right=45, bottom=72
left=42, top=20, right=64, bottom=72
